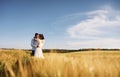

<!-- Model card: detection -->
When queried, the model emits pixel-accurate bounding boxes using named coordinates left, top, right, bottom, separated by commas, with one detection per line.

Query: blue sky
left=0, top=0, right=120, bottom=49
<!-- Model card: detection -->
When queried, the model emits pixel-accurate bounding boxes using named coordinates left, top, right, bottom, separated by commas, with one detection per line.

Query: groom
left=31, top=33, right=39, bottom=56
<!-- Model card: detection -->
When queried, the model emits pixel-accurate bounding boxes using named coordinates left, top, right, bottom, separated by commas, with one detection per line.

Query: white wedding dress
left=34, top=39, right=45, bottom=59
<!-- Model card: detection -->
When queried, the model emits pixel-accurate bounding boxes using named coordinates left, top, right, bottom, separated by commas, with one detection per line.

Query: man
left=31, top=33, right=39, bottom=56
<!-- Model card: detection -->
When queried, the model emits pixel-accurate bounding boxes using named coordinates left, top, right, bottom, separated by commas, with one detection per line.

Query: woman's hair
left=39, top=34, right=45, bottom=40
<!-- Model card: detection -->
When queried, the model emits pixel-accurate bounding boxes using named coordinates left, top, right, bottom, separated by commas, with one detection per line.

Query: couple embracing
left=31, top=33, right=45, bottom=59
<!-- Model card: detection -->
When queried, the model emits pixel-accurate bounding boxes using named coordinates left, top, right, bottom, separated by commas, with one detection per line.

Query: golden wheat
left=0, top=50, right=120, bottom=77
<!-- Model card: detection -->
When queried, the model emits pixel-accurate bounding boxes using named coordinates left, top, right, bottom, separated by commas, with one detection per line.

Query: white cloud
left=67, top=7, right=120, bottom=39
left=66, top=6, right=120, bottom=48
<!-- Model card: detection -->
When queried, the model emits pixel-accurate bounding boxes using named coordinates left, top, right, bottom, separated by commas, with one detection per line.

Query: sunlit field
left=0, top=50, right=120, bottom=77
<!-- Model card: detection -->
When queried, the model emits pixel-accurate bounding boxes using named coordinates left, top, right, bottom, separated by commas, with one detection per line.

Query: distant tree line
left=26, top=48, right=120, bottom=53
left=1, top=48, right=120, bottom=53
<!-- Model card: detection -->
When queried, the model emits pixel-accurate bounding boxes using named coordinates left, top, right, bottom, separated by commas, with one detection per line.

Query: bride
left=34, top=34, right=45, bottom=59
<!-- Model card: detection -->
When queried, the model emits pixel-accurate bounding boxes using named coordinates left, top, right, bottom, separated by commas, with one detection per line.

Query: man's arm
left=31, top=39, right=37, bottom=48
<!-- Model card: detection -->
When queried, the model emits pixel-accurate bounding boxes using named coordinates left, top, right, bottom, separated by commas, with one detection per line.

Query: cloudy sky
left=0, top=0, right=120, bottom=49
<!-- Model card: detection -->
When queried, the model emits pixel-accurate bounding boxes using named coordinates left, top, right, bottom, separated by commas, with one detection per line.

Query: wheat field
left=0, top=50, right=120, bottom=77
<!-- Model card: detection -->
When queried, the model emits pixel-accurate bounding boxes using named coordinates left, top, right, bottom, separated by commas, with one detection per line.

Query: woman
left=34, top=34, right=45, bottom=59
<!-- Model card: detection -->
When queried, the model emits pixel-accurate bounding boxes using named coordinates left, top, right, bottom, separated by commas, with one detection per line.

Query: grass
left=0, top=50, right=120, bottom=77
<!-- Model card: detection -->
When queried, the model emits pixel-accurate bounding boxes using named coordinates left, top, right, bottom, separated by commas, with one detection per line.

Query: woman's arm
left=37, top=39, right=41, bottom=48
